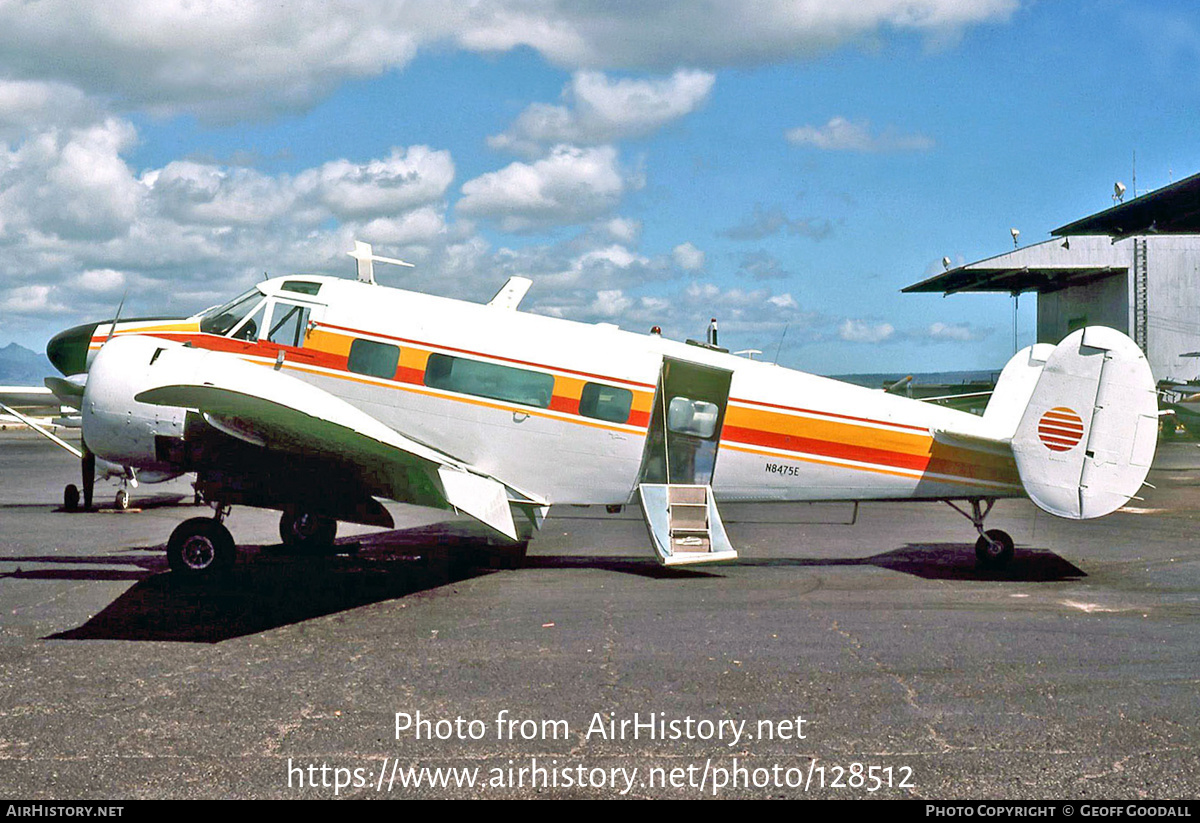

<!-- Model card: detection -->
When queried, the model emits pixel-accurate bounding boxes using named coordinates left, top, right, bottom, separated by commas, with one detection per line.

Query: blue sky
left=0, top=0, right=1196, bottom=374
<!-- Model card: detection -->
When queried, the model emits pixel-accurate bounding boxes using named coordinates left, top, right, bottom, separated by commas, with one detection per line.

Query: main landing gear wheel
left=279, top=509, right=338, bottom=552
left=974, top=528, right=1014, bottom=568
left=63, top=484, right=80, bottom=512
left=168, top=517, right=235, bottom=577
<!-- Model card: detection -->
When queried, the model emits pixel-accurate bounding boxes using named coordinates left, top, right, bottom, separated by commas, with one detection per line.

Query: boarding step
left=637, top=483, right=737, bottom=566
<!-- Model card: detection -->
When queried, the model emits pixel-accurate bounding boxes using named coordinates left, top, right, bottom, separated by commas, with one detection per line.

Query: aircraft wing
left=134, top=345, right=540, bottom=539
left=0, top=386, right=59, bottom=409
left=0, top=385, right=84, bottom=458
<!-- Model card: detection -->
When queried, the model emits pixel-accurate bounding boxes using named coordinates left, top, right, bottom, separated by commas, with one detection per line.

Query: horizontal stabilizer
left=1011, top=327, right=1158, bottom=519
left=44, top=375, right=86, bottom=405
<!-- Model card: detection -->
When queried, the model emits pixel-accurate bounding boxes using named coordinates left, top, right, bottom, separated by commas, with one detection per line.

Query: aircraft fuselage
left=61, top=274, right=1020, bottom=508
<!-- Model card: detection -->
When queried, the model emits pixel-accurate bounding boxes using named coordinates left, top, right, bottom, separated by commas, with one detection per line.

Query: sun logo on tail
left=1038, top=407, right=1085, bottom=452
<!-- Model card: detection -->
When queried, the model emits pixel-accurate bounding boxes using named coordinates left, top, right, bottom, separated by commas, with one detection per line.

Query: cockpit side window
left=266, top=302, right=312, bottom=348
left=231, top=301, right=267, bottom=342
left=199, top=289, right=266, bottom=336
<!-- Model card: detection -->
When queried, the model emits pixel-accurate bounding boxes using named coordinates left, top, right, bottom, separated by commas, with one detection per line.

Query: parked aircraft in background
left=0, top=381, right=181, bottom=510
left=42, top=243, right=1159, bottom=577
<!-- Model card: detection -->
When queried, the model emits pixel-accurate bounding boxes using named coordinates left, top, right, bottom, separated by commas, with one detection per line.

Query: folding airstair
left=637, top=483, right=737, bottom=566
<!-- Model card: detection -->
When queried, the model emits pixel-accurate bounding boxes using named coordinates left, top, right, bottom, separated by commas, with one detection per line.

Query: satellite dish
left=942, top=256, right=952, bottom=270
left=1010, top=227, right=1020, bottom=247
left=1114, top=181, right=1127, bottom=203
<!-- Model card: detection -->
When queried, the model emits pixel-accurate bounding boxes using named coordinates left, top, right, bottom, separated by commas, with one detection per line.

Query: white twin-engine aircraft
left=42, top=243, right=1158, bottom=577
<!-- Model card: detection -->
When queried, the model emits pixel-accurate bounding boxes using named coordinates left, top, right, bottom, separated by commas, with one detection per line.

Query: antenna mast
left=348, top=240, right=414, bottom=284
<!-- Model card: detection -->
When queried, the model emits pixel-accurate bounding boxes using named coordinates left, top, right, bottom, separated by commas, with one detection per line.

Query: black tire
left=279, top=509, right=338, bottom=552
left=63, top=484, right=80, bottom=511
left=115, top=489, right=130, bottom=510
left=974, top=529, right=1015, bottom=568
left=168, top=517, right=236, bottom=576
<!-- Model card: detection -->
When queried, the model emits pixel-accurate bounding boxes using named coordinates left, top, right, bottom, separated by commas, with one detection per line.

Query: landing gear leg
left=167, top=504, right=235, bottom=577
left=945, top=499, right=1014, bottom=568
left=81, top=446, right=95, bottom=511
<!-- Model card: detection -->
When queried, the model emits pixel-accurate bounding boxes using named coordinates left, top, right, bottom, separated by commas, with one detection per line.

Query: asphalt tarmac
left=1, top=429, right=1198, bottom=799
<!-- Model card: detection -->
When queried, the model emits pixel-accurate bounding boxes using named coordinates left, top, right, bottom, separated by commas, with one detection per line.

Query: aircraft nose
left=46, top=321, right=99, bottom=375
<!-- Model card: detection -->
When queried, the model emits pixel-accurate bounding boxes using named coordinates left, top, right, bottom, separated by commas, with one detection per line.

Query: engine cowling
left=81, top=335, right=188, bottom=472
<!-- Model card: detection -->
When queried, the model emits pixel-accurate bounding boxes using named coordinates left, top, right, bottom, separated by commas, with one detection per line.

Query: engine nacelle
left=81, top=335, right=188, bottom=472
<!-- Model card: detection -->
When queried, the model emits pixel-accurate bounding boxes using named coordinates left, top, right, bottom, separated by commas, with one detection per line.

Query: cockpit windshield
left=198, top=289, right=265, bottom=336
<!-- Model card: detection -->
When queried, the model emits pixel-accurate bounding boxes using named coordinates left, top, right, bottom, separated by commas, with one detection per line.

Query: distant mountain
left=0, top=343, right=54, bottom=384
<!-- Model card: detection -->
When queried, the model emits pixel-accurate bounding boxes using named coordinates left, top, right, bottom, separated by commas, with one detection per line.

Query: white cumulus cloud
left=786, top=116, right=934, bottom=153
left=0, top=2, right=1014, bottom=120
left=297, top=146, right=455, bottom=219
left=927, top=321, right=986, bottom=342
left=489, top=69, right=715, bottom=155
left=839, top=318, right=895, bottom=343
left=672, top=242, right=706, bottom=272
left=457, top=145, right=626, bottom=232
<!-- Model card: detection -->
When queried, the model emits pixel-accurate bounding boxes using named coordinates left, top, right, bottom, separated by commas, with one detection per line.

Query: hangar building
left=904, top=171, right=1200, bottom=384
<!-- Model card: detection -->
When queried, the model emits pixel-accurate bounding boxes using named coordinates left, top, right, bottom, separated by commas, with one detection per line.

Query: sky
left=0, top=0, right=1197, bottom=375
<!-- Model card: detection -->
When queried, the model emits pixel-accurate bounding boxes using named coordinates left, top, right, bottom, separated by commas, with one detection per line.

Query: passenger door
left=636, top=356, right=733, bottom=486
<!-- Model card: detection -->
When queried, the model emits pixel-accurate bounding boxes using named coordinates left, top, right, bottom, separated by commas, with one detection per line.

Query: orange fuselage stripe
left=92, top=324, right=1016, bottom=487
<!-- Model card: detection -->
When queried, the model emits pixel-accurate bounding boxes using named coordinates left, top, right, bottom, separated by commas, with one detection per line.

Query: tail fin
left=1007, top=327, right=1158, bottom=519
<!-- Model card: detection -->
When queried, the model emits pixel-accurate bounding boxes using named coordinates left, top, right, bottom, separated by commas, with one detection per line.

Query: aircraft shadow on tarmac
left=6, top=524, right=1082, bottom=643
left=32, top=526, right=510, bottom=643
left=725, top=543, right=1087, bottom=582
left=0, top=492, right=199, bottom=515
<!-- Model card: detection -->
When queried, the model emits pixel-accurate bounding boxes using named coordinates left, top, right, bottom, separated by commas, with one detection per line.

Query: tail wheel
left=279, top=509, right=338, bottom=552
left=974, top=529, right=1014, bottom=568
left=168, top=517, right=236, bottom=576
left=115, top=489, right=130, bottom=510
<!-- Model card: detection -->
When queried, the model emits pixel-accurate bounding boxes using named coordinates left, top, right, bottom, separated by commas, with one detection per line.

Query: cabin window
left=347, top=339, right=400, bottom=379
left=267, top=302, right=312, bottom=348
left=424, top=353, right=554, bottom=408
left=667, top=396, right=720, bottom=439
left=199, top=289, right=265, bottom=336
left=281, top=280, right=322, bottom=296
left=579, top=382, right=633, bottom=424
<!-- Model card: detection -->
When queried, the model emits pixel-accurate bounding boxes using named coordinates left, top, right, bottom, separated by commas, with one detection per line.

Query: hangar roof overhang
left=903, top=236, right=1128, bottom=296
left=1052, top=170, right=1200, bottom=239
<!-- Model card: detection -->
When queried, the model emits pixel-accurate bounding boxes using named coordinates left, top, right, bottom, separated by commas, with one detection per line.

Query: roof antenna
left=348, top=240, right=414, bottom=284
left=772, top=321, right=790, bottom=365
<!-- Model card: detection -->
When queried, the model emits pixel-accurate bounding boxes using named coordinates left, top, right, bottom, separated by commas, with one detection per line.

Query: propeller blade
left=104, top=291, right=129, bottom=344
